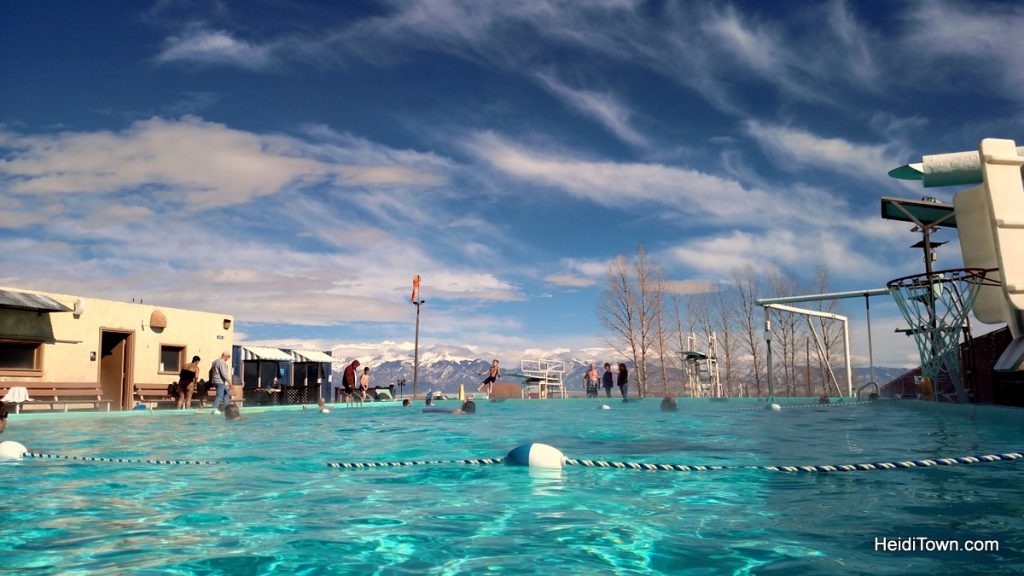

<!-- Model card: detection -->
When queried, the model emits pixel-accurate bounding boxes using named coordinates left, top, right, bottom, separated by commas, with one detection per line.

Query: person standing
left=583, top=363, right=601, bottom=398
left=342, top=359, right=360, bottom=406
left=602, top=363, right=614, bottom=398
left=210, top=352, right=232, bottom=415
left=177, top=355, right=201, bottom=409
left=477, top=359, right=500, bottom=398
left=359, top=366, right=370, bottom=404
left=617, top=362, right=629, bottom=399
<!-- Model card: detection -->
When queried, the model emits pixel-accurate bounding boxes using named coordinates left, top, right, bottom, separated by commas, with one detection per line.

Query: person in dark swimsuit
left=602, top=363, right=614, bottom=398
left=177, top=355, right=201, bottom=409
left=477, top=359, right=499, bottom=398
left=617, top=363, right=629, bottom=399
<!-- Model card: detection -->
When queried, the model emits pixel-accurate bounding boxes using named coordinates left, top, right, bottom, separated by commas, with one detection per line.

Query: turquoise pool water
left=2, top=398, right=1023, bottom=575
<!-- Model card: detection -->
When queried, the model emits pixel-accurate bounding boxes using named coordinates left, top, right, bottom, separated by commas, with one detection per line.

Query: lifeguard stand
left=520, top=359, right=566, bottom=399
left=683, top=333, right=723, bottom=398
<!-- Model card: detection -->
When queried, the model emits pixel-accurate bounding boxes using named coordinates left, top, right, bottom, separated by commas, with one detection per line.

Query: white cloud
left=157, top=26, right=274, bottom=70
left=536, top=74, right=648, bottom=147
left=544, top=274, right=596, bottom=288
left=901, top=0, right=1024, bottom=99
left=466, top=131, right=781, bottom=223
left=665, top=229, right=888, bottom=281
left=0, top=117, right=445, bottom=211
left=744, top=120, right=897, bottom=182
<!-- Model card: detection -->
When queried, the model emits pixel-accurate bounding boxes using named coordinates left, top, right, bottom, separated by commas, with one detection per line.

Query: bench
left=1, top=382, right=112, bottom=413
left=133, top=382, right=180, bottom=409
left=134, top=380, right=244, bottom=410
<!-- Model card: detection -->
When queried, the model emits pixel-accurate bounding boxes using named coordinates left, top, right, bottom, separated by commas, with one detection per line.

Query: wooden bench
left=133, top=382, right=180, bottom=409
left=1, top=382, right=112, bottom=413
left=134, top=380, right=244, bottom=409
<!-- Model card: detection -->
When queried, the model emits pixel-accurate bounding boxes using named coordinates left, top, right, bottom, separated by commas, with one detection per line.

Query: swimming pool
left=3, top=398, right=1023, bottom=575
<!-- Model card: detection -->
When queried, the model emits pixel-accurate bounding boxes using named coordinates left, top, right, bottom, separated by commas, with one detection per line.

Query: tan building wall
left=0, top=286, right=233, bottom=410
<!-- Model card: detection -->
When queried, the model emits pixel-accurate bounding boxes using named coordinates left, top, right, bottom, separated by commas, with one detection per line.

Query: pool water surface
left=2, top=398, right=1023, bottom=575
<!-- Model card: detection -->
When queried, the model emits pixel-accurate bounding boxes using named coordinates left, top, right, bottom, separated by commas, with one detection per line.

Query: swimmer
left=0, top=401, right=8, bottom=434
left=402, top=399, right=412, bottom=407
left=423, top=400, right=476, bottom=414
left=224, top=403, right=243, bottom=421
left=317, top=397, right=330, bottom=413
left=660, top=396, right=678, bottom=412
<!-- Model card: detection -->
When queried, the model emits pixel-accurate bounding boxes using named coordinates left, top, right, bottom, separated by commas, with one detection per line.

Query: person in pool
left=224, top=403, right=244, bottom=421
left=0, top=401, right=8, bottom=434
left=423, top=400, right=476, bottom=414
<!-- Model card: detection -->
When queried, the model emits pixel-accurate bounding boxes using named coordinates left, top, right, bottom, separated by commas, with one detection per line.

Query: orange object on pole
left=411, top=275, right=421, bottom=303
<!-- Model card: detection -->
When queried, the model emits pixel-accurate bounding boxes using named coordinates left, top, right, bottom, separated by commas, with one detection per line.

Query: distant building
left=0, top=286, right=233, bottom=410
left=233, top=345, right=335, bottom=404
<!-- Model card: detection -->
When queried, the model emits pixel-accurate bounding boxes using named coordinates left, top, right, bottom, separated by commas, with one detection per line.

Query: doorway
left=99, top=330, right=134, bottom=410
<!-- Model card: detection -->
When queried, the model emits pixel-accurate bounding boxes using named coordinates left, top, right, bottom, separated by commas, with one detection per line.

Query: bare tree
left=653, top=273, right=672, bottom=396
left=670, top=291, right=689, bottom=397
left=766, top=263, right=802, bottom=396
left=633, top=245, right=659, bottom=397
left=732, top=264, right=764, bottom=397
left=711, top=280, right=739, bottom=396
left=596, top=244, right=661, bottom=398
left=598, top=255, right=639, bottom=371
left=811, top=264, right=846, bottom=395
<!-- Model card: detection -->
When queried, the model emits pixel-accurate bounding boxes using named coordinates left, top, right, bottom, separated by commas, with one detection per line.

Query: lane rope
left=566, top=452, right=1024, bottom=473
left=326, top=451, right=1024, bottom=473
left=26, top=452, right=224, bottom=465
left=327, top=457, right=504, bottom=468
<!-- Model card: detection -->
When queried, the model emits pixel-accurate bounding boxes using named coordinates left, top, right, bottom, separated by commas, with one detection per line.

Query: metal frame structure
left=757, top=288, right=889, bottom=399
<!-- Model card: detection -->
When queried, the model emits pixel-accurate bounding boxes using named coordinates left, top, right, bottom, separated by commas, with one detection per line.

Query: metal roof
left=0, top=289, right=73, bottom=313
left=240, top=346, right=293, bottom=362
left=291, top=350, right=336, bottom=363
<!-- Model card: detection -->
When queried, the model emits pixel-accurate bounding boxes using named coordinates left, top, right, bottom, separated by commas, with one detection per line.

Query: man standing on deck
left=210, top=352, right=232, bottom=415
left=342, top=359, right=360, bottom=405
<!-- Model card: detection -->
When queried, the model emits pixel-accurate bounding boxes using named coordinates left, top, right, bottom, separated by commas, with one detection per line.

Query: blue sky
left=2, top=0, right=1021, bottom=368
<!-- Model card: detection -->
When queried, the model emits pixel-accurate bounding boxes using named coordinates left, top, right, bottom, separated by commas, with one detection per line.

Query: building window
left=0, top=339, right=43, bottom=376
left=160, top=345, right=185, bottom=374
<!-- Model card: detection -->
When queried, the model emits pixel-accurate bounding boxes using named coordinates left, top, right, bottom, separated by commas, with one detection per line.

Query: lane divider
left=26, top=452, right=223, bottom=465
left=327, top=457, right=504, bottom=469
left=564, top=452, right=1024, bottom=473
left=326, top=443, right=1024, bottom=474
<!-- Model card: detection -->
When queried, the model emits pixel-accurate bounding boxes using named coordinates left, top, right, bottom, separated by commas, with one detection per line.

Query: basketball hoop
left=887, top=267, right=998, bottom=401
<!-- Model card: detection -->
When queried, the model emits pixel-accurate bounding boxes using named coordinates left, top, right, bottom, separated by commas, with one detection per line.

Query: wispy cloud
left=535, top=74, right=647, bottom=147
left=156, top=26, right=274, bottom=70
left=465, top=130, right=859, bottom=230
left=744, top=120, right=898, bottom=182
left=0, top=117, right=444, bottom=211
left=665, top=229, right=889, bottom=281
left=901, top=0, right=1024, bottom=100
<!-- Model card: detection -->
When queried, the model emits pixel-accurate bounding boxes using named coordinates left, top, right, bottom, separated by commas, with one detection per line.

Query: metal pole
left=865, top=294, right=876, bottom=385
left=764, top=308, right=774, bottom=401
left=413, top=300, right=423, bottom=399
left=842, top=315, right=852, bottom=397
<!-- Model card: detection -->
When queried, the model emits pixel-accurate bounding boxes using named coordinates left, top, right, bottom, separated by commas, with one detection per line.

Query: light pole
left=413, top=298, right=425, bottom=399
left=764, top=308, right=774, bottom=403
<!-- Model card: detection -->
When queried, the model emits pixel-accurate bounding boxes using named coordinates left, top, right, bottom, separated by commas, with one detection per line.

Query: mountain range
left=333, top=342, right=909, bottom=397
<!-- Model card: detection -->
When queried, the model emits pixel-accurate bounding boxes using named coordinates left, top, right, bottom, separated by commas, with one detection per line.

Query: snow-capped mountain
left=328, top=342, right=601, bottom=394
left=326, top=342, right=909, bottom=396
